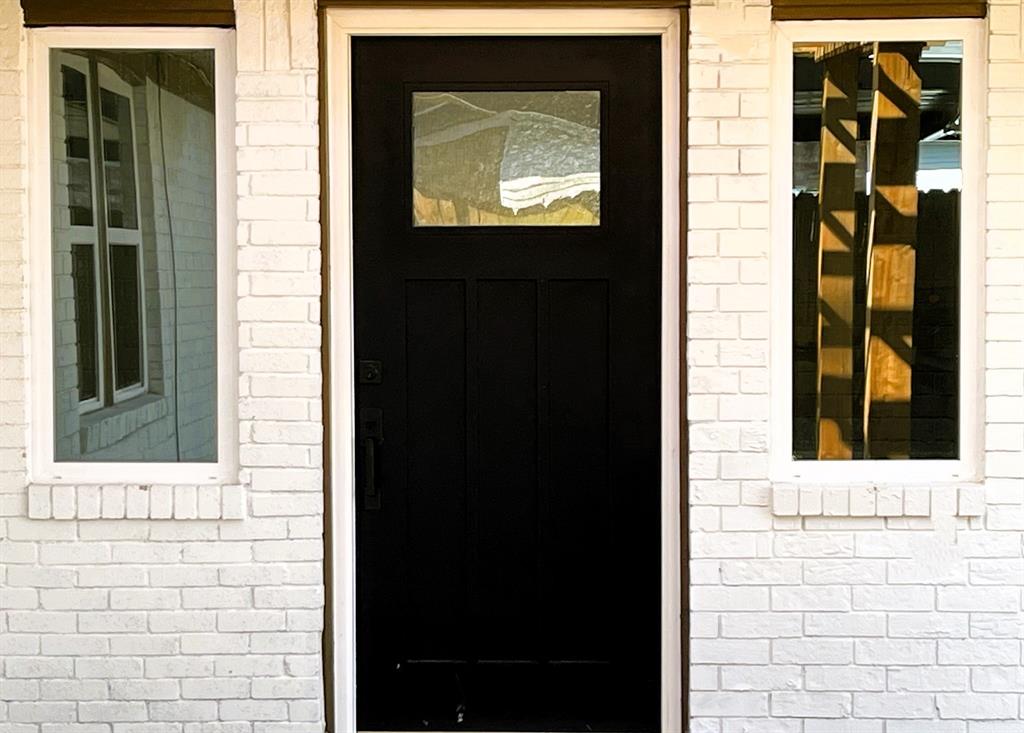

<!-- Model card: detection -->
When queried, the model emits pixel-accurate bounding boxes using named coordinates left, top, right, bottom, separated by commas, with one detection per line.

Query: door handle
left=360, top=407, right=383, bottom=510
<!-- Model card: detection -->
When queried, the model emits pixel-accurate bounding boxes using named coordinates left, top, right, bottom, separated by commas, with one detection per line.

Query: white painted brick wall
left=689, top=0, right=1024, bottom=730
left=2, top=0, right=1021, bottom=728
left=0, top=0, right=324, bottom=728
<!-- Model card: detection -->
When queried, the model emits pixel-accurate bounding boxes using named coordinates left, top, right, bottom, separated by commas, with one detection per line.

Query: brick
left=720, top=612, right=802, bottom=638
left=6, top=658, right=73, bottom=679
left=75, top=657, right=143, bottom=678
left=773, top=639, right=852, bottom=665
left=214, top=655, right=284, bottom=677
left=9, top=702, right=76, bottom=722
left=149, top=701, right=219, bottom=722
left=805, top=612, right=886, bottom=638
left=110, top=680, right=180, bottom=701
left=149, top=611, right=216, bottom=633
left=772, top=586, right=850, bottom=611
left=804, top=560, right=885, bottom=585
left=972, top=666, right=1024, bottom=693
left=110, top=589, right=180, bottom=610
left=219, top=700, right=289, bottom=721
left=806, top=666, right=885, bottom=692
left=854, top=693, right=935, bottom=719
left=217, top=610, right=286, bottom=632
left=936, top=693, right=1018, bottom=720
left=180, top=678, right=251, bottom=699
left=145, top=657, right=215, bottom=679
left=856, top=639, right=936, bottom=666
left=938, top=587, right=1019, bottom=612
left=690, top=691, right=768, bottom=717
left=889, top=612, right=968, bottom=638
left=40, top=589, right=108, bottom=610
left=720, top=665, right=801, bottom=691
left=251, top=677, right=319, bottom=699
left=771, top=692, right=851, bottom=718
left=888, top=667, right=968, bottom=693
left=721, top=560, right=800, bottom=585
left=939, top=639, right=1020, bottom=665
left=181, top=586, right=252, bottom=609
left=78, top=702, right=148, bottom=722
left=7, top=611, right=76, bottom=633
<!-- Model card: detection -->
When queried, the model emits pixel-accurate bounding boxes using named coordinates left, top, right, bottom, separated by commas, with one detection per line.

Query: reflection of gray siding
left=52, top=65, right=216, bottom=462
left=146, top=82, right=217, bottom=462
left=793, top=140, right=962, bottom=193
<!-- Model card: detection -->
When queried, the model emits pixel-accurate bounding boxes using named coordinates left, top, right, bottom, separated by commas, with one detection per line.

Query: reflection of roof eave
left=415, top=108, right=596, bottom=148
left=414, top=111, right=510, bottom=147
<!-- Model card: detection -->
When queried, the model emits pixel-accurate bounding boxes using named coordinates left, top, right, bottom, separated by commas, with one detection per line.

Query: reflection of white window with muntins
left=53, top=54, right=147, bottom=413
left=48, top=47, right=220, bottom=466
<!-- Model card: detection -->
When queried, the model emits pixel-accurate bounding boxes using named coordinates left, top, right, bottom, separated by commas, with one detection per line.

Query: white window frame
left=96, top=63, right=149, bottom=403
left=52, top=52, right=106, bottom=413
left=325, top=8, right=682, bottom=733
left=28, top=27, right=238, bottom=484
left=769, top=18, right=986, bottom=484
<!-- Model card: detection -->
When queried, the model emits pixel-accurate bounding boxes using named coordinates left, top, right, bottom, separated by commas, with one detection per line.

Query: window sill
left=78, top=392, right=167, bottom=455
left=771, top=482, right=986, bottom=518
left=26, top=483, right=246, bottom=521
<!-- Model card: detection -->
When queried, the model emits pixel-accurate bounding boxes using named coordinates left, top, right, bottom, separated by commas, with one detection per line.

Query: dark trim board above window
left=21, top=0, right=234, bottom=27
left=772, top=0, right=986, bottom=20
left=318, top=0, right=688, bottom=7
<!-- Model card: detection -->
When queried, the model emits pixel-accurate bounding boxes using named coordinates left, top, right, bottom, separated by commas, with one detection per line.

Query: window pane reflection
left=50, top=49, right=217, bottom=462
left=791, top=41, right=961, bottom=461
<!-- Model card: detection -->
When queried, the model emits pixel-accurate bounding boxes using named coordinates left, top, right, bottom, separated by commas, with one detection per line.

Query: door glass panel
left=412, top=91, right=600, bottom=226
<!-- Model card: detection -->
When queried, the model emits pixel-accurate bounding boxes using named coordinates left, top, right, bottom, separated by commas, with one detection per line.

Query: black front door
left=353, top=35, right=662, bottom=732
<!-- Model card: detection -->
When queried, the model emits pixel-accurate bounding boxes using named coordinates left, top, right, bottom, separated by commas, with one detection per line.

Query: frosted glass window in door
left=413, top=91, right=600, bottom=226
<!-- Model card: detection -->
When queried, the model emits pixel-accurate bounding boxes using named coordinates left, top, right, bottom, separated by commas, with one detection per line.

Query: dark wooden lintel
left=21, top=0, right=235, bottom=27
left=773, top=0, right=986, bottom=20
left=319, top=0, right=688, bottom=7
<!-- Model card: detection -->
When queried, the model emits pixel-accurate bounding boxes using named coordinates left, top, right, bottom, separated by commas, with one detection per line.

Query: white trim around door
left=323, top=9, right=683, bottom=732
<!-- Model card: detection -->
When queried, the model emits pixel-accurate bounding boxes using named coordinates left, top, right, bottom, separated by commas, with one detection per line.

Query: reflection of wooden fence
left=793, top=190, right=959, bottom=460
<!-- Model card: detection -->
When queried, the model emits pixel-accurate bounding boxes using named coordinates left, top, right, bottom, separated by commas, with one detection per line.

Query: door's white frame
left=324, top=9, right=683, bottom=732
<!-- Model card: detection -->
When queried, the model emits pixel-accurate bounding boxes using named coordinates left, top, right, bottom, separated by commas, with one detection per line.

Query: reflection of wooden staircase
left=806, top=42, right=926, bottom=460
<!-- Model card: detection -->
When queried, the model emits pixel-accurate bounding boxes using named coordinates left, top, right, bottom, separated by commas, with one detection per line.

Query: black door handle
left=360, top=407, right=383, bottom=510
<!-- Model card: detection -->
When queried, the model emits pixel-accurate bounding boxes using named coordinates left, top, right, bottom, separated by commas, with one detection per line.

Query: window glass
left=791, top=41, right=961, bottom=460
left=412, top=90, right=600, bottom=226
left=50, top=49, right=217, bottom=462
left=70, top=243, right=99, bottom=402
left=110, top=243, right=142, bottom=390
left=100, top=88, right=139, bottom=230
left=61, top=65, right=94, bottom=227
